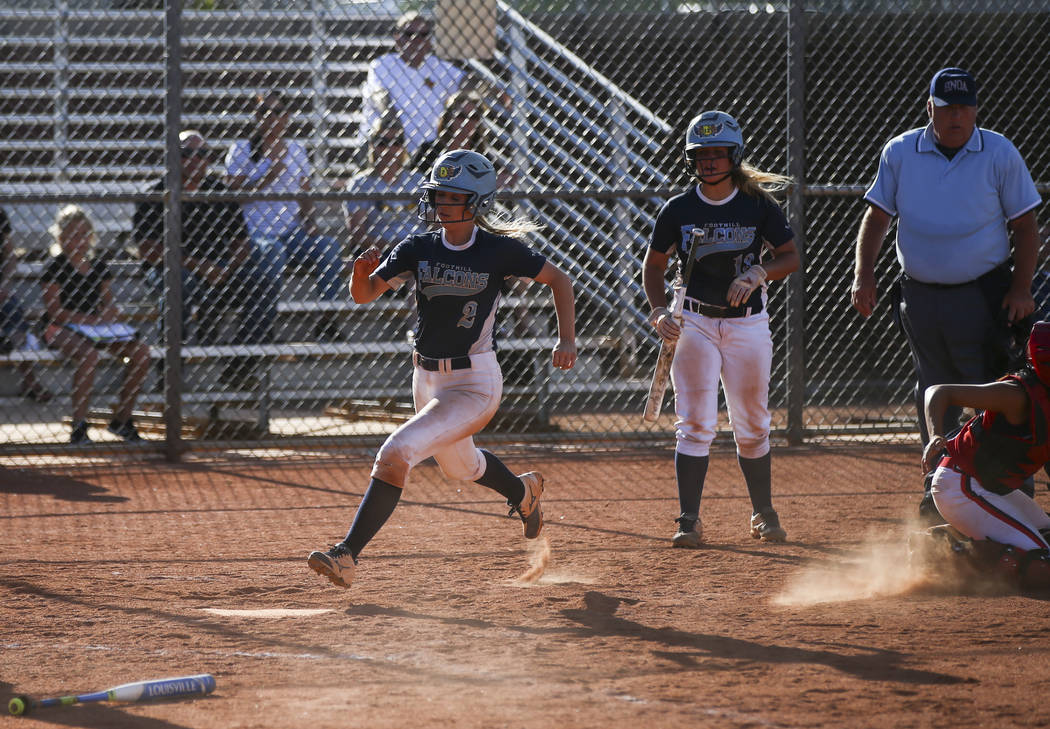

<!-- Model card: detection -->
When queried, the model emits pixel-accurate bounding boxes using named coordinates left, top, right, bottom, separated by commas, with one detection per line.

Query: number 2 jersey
left=374, top=228, right=547, bottom=359
left=649, top=185, right=794, bottom=310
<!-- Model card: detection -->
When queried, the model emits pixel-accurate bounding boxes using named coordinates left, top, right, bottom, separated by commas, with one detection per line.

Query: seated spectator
left=409, top=90, right=487, bottom=173
left=359, top=11, right=468, bottom=157
left=41, top=205, right=150, bottom=444
left=134, top=130, right=279, bottom=389
left=344, top=111, right=422, bottom=252
left=225, top=91, right=344, bottom=340
left=411, top=91, right=516, bottom=187
left=0, top=207, right=53, bottom=403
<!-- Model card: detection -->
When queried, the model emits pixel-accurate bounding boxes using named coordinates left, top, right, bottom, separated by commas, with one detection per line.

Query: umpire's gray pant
left=898, top=277, right=994, bottom=444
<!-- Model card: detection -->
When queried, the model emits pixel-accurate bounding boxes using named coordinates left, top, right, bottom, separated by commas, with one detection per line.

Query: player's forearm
left=762, top=243, right=799, bottom=282
left=923, top=385, right=950, bottom=440
left=547, top=272, right=576, bottom=346
left=642, top=262, right=669, bottom=310
left=349, top=272, right=387, bottom=304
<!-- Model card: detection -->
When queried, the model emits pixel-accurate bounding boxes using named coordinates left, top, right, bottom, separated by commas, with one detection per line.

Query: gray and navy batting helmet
left=684, top=110, right=745, bottom=170
left=418, top=149, right=497, bottom=223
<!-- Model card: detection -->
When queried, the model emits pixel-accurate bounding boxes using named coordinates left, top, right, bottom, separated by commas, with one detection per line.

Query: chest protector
left=947, top=371, right=1050, bottom=494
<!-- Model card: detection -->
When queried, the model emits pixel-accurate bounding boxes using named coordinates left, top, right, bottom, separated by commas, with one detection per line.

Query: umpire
left=851, top=67, right=1042, bottom=519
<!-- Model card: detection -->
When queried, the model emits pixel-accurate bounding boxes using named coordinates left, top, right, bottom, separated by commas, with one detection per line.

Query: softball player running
left=309, top=149, right=577, bottom=589
left=642, top=110, right=799, bottom=548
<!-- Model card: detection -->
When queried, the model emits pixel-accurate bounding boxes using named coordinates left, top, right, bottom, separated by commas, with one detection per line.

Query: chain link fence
left=1, top=0, right=1048, bottom=462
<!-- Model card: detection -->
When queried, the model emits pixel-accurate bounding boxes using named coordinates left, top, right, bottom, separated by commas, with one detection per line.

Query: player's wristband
left=648, top=307, right=670, bottom=328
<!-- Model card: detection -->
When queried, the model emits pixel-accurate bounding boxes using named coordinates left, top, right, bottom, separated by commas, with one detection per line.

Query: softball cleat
left=510, top=471, right=544, bottom=539
left=672, top=514, right=703, bottom=548
left=750, top=507, right=787, bottom=543
left=307, top=542, right=357, bottom=588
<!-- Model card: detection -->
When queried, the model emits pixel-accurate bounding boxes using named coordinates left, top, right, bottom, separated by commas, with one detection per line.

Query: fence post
left=785, top=0, right=806, bottom=445
left=609, top=97, right=637, bottom=378
left=53, top=0, right=69, bottom=182
left=163, top=0, right=184, bottom=462
left=310, top=0, right=328, bottom=178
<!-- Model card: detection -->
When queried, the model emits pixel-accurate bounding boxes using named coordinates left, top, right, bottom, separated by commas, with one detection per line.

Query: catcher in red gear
left=920, top=321, right=1050, bottom=589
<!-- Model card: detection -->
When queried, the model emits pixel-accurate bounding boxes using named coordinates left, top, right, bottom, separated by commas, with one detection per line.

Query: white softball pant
left=371, top=351, right=502, bottom=488
left=931, top=464, right=1050, bottom=551
left=670, top=310, right=772, bottom=459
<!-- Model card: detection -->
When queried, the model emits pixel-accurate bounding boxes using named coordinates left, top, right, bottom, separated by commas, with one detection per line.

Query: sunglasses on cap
left=180, top=147, right=210, bottom=159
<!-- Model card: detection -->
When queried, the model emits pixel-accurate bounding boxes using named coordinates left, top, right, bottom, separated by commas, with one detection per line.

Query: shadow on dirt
left=0, top=467, right=128, bottom=503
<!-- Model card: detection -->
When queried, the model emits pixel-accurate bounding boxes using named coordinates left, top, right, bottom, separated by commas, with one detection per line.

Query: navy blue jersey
left=649, top=186, right=794, bottom=309
left=374, top=228, right=547, bottom=358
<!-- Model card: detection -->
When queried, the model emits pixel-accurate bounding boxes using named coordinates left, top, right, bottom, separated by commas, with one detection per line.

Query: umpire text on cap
left=930, top=67, right=978, bottom=107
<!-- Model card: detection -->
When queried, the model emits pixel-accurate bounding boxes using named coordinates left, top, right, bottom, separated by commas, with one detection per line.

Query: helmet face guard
left=684, top=110, right=745, bottom=182
left=1027, top=321, right=1050, bottom=385
left=417, top=149, right=497, bottom=224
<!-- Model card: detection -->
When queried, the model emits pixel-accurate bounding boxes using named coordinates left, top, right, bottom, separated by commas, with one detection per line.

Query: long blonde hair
left=474, top=208, right=544, bottom=239
left=729, top=163, right=793, bottom=203
left=48, top=204, right=97, bottom=257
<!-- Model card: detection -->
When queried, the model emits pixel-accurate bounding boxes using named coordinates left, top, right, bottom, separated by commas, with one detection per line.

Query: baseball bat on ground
left=8, top=673, right=215, bottom=716
left=643, top=227, right=706, bottom=423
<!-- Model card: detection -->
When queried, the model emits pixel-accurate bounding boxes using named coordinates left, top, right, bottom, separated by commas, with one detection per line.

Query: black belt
left=684, top=298, right=753, bottom=319
left=902, top=262, right=1010, bottom=290
left=413, top=352, right=472, bottom=372
left=901, top=274, right=976, bottom=290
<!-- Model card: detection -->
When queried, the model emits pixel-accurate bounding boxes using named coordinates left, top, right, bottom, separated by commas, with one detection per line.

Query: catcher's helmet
left=1027, top=321, right=1050, bottom=385
left=418, top=149, right=497, bottom=224
left=684, top=110, right=745, bottom=171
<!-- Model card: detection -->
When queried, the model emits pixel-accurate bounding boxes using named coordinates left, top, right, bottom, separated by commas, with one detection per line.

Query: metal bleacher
left=0, top=2, right=674, bottom=442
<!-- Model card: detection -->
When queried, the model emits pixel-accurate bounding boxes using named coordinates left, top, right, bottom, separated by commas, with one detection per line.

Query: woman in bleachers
left=344, top=110, right=422, bottom=252
left=0, top=207, right=53, bottom=403
left=41, top=205, right=150, bottom=444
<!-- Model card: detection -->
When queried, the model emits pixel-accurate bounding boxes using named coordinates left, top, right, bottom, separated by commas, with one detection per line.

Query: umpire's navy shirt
left=865, top=123, right=1040, bottom=284
left=374, top=228, right=546, bottom=359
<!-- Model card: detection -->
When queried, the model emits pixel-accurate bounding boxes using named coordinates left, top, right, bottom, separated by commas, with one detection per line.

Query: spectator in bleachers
left=134, top=130, right=279, bottom=389
left=41, top=205, right=150, bottom=444
left=359, top=11, right=468, bottom=157
left=0, top=207, right=53, bottom=403
left=344, top=110, right=422, bottom=252
left=225, top=90, right=344, bottom=341
left=409, top=90, right=488, bottom=176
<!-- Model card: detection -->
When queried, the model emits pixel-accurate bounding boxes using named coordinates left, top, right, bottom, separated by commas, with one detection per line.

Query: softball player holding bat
left=309, top=149, right=576, bottom=589
left=642, top=110, right=799, bottom=548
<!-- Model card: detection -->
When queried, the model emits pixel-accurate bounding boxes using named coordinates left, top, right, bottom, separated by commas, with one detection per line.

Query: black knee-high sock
left=474, top=450, right=525, bottom=504
left=675, top=451, right=709, bottom=517
left=343, top=477, right=402, bottom=558
left=739, top=452, right=772, bottom=513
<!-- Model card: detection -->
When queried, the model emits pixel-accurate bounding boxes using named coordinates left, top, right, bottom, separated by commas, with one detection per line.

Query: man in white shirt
left=359, top=12, right=467, bottom=156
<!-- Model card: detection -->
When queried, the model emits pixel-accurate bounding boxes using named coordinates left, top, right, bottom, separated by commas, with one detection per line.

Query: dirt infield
left=3, top=445, right=1050, bottom=728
